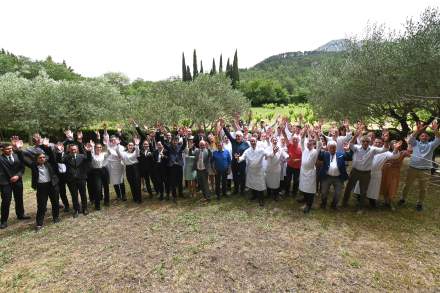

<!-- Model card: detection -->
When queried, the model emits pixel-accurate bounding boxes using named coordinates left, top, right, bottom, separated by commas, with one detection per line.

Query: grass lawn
left=0, top=164, right=439, bottom=291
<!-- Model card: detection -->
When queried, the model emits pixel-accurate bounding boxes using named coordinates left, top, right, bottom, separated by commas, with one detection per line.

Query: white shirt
left=327, top=153, right=340, bottom=176
left=350, top=144, right=388, bottom=171
left=91, top=153, right=109, bottom=169
left=117, top=146, right=140, bottom=166
left=37, top=164, right=51, bottom=183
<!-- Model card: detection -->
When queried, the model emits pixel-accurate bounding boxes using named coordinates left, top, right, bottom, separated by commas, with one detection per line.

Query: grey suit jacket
left=192, top=148, right=212, bottom=171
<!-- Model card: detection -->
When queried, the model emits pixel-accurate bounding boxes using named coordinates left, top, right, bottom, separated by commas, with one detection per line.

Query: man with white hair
left=265, top=137, right=289, bottom=201
left=318, top=140, right=349, bottom=209
left=220, top=119, right=249, bottom=195
left=238, top=137, right=267, bottom=206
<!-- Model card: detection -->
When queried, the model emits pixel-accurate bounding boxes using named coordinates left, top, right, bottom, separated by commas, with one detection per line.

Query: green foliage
left=193, top=49, right=198, bottom=79
left=0, top=72, right=126, bottom=135
left=0, top=50, right=81, bottom=81
left=309, top=7, right=440, bottom=135
left=130, top=75, right=250, bottom=127
left=231, top=50, right=239, bottom=89
left=239, top=79, right=289, bottom=106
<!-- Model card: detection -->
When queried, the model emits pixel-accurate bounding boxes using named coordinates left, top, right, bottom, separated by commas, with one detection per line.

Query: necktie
left=8, top=155, right=13, bottom=163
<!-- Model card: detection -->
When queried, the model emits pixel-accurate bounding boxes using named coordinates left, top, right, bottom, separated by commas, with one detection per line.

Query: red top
left=287, top=143, right=302, bottom=169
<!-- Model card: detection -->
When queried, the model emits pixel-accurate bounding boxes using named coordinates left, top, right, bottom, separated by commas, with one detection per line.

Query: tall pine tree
left=219, top=54, right=223, bottom=73
left=200, top=60, right=204, bottom=74
left=225, top=58, right=232, bottom=79
left=231, top=50, right=239, bottom=88
left=186, top=65, right=192, bottom=81
left=193, top=49, right=198, bottom=79
left=182, top=52, right=187, bottom=81
left=209, top=58, right=217, bottom=75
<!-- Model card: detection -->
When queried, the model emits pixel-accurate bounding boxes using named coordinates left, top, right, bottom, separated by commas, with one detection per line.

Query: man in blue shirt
left=401, top=121, right=440, bottom=211
left=212, top=141, right=231, bottom=200
left=220, top=119, right=249, bottom=195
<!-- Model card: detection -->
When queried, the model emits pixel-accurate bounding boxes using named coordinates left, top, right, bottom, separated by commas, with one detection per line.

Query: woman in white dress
left=103, top=130, right=127, bottom=201
left=265, top=136, right=289, bottom=201
left=298, top=127, right=321, bottom=213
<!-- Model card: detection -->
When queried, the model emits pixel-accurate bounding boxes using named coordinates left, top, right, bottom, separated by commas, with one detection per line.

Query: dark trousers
left=267, top=188, right=279, bottom=199
left=321, top=176, right=343, bottom=208
left=155, top=166, right=168, bottom=198
left=0, top=180, right=25, bottom=223
left=67, top=179, right=87, bottom=213
left=215, top=170, right=228, bottom=199
left=251, top=189, right=264, bottom=205
left=114, top=182, right=126, bottom=200
left=36, top=182, right=60, bottom=226
left=141, top=166, right=155, bottom=195
left=90, top=168, right=110, bottom=209
left=126, top=164, right=142, bottom=202
left=285, top=166, right=300, bottom=196
left=197, top=169, right=210, bottom=199
left=231, top=160, right=246, bottom=194
left=342, top=168, right=371, bottom=209
left=87, top=171, right=94, bottom=203
left=168, top=165, right=182, bottom=199
left=57, top=172, right=70, bottom=209
left=303, top=192, right=315, bottom=208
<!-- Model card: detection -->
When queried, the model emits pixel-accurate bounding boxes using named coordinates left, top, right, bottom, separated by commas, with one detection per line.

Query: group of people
left=0, top=115, right=439, bottom=231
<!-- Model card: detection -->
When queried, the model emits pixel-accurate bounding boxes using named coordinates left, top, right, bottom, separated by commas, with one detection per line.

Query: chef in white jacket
left=298, top=128, right=322, bottom=213
left=353, top=139, right=401, bottom=206
left=238, top=137, right=267, bottom=206
left=103, top=132, right=127, bottom=201
left=265, top=136, right=289, bottom=201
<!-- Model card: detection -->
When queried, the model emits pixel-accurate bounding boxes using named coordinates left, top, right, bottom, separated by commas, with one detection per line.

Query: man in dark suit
left=193, top=140, right=212, bottom=201
left=133, top=122, right=156, bottom=197
left=153, top=142, right=169, bottom=200
left=0, top=140, right=30, bottom=229
left=31, top=152, right=61, bottom=230
left=56, top=143, right=92, bottom=217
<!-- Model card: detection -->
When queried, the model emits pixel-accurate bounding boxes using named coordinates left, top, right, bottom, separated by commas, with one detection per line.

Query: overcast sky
left=1, top=0, right=438, bottom=81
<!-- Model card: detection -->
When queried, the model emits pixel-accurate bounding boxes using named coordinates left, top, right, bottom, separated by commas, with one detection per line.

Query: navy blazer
left=0, top=152, right=25, bottom=186
left=318, top=151, right=349, bottom=181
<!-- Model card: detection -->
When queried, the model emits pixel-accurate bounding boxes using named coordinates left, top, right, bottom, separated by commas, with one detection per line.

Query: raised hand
left=133, top=136, right=140, bottom=146
left=84, top=143, right=93, bottom=152
left=89, top=140, right=95, bottom=149
left=64, top=129, right=73, bottom=139
left=76, top=131, right=83, bottom=140
left=42, top=137, right=50, bottom=146
left=343, top=118, right=350, bottom=130
left=95, top=130, right=101, bottom=140
left=56, top=142, right=64, bottom=153
left=431, top=120, right=439, bottom=131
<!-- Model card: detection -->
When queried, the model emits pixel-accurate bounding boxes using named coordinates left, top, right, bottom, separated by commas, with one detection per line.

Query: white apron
left=240, top=147, right=266, bottom=191
left=299, top=145, right=319, bottom=194
left=354, top=151, right=397, bottom=200
left=106, top=145, right=126, bottom=185
left=265, top=149, right=288, bottom=189
left=224, top=142, right=233, bottom=180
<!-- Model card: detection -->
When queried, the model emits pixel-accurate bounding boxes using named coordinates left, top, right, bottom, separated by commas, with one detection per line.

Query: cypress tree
left=210, top=58, right=217, bottom=75
left=186, top=65, right=192, bottom=81
left=219, top=54, right=223, bottom=73
left=200, top=60, right=204, bottom=74
left=193, top=49, right=198, bottom=79
left=231, top=50, right=239, bottom=88
left=225, top=58, right=232, bottom=79
left=182, top=52, right=187, bottom=81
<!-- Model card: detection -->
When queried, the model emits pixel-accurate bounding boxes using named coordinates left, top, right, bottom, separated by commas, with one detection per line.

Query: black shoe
left=121, top=196, right=127, bottom=202
left=83, top=209, right=89, bottom=215
left=259, top=199, right=264, bottom=207
left=398, top=199, right=406, bottom=206
left=63, top=207, right=71, bottom=213
left=73, top=211, right=79, bottom=218
left=0, top=222, right=7, bottom=229
left=17, top=215, right=31, bottom=220
left=53, top=218, right=61, bottom=223
left=296, top=197, right=306, bottom=203
left=58, top=203, right=64, bottom=209
left=320, top=202, right=327, bottom=209
left=416, top=204, right=423, bottom=212
left=35, top=225, right=43, bottom=231
left=303, top=205, right=311, bottom=214
left=95, top=206, right=101, bottom=211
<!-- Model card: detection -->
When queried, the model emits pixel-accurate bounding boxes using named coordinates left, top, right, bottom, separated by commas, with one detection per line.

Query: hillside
left=240, top=41, right=345, bottom=103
